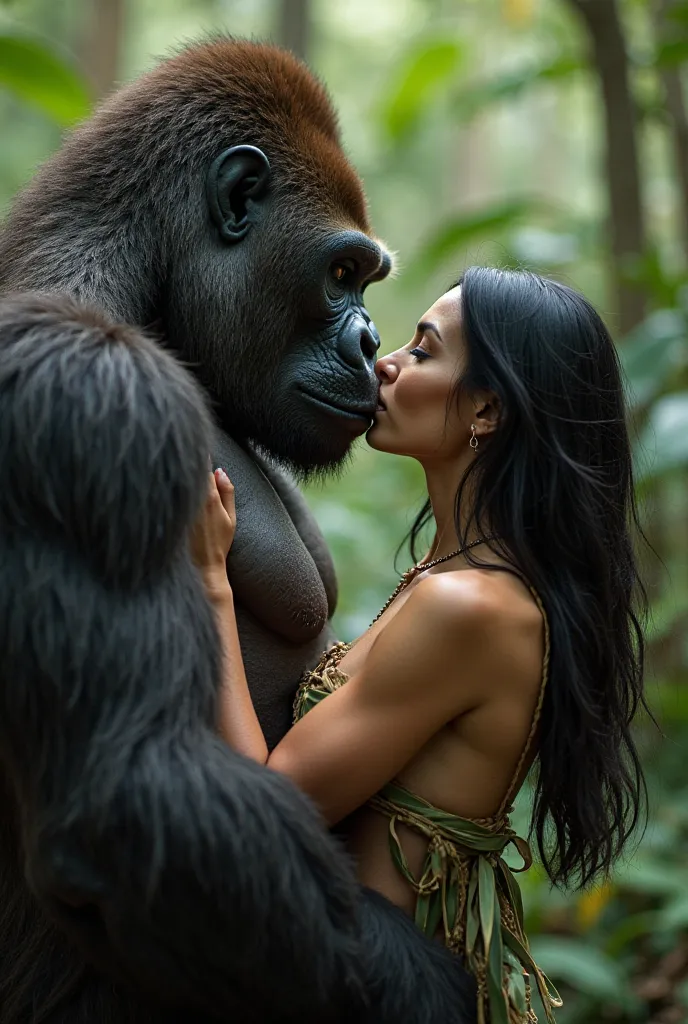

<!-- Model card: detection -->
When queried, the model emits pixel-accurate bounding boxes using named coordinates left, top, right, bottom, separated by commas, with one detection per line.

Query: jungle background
left=1, top=0, right=687, bottom=1019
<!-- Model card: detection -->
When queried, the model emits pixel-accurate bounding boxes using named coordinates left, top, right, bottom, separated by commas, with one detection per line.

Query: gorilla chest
left=212, top=434, right=337, bottom=750
left=235, top=606, right=335, bottom=751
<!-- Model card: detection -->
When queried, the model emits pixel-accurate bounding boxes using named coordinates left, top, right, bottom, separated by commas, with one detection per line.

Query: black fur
left=0, top=38, right=476, bottom=1024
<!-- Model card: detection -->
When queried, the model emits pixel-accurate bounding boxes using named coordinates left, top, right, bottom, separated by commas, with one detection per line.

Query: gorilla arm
left=5, top=580, right=366, bottom=1024
left=13, top=590, right=475, bottom=1024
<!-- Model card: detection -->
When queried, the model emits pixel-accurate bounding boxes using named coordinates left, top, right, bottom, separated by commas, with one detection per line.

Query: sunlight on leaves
left=451, top=56, right=584, bottom=123
left=655, top=38, right=688, bottom=69
left=620, top=309, right=687, bottom=409
left=528, top=937, right=639, bottom=1008
left=501, top=0, right=536, bottom=26
left=0, top=35, right=91, bottom=127
left=411, top=200, right=534, bottom=276
left=381, top=39, right=464, bottom=141
left=637, top=391, right=688, bottom=480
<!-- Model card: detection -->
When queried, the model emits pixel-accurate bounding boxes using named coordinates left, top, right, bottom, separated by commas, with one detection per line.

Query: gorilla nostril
left=360, top=325, right=380, bottom=362
left=338, top=314, right=379, bottom=369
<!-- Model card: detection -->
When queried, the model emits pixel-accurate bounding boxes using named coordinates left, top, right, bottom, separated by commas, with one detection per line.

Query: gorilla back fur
left=0, top=295, right=476, bottom=1023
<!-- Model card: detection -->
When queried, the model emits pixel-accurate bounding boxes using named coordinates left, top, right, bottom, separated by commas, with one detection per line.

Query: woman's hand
left=190, top=469, right=267, bottom=762
left=190, top=468, right=236, bottom=600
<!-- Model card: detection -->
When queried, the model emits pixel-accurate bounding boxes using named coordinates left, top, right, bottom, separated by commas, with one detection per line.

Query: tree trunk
left=79, top=0, right=126, bottom=101
left=565, top=0, right=647, bottom=334
left=276, top=0, right=311, bottom=63
left=655, top=0, right=688, bottom=260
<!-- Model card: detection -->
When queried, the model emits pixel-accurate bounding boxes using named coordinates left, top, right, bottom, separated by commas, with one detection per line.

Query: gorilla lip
left=298, top=387, right=375, bottom=426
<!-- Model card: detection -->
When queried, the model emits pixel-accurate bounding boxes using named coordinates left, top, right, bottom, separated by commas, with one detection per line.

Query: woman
left=192, top=267, right=647, bottom=1023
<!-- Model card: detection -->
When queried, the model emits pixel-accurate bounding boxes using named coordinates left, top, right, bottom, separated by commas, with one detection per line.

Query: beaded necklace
left=370, top=536, right=500, bottom=626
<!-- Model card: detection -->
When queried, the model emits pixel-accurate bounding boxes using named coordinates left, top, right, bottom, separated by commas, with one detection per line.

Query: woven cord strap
left=495, top=584, right=551, bottom=820
left=370, top=784, right=562, bottom=1024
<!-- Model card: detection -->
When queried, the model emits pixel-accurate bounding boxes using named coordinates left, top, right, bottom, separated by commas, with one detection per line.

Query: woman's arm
left=193, top=471, right=494, bottom=824
left=267, top=577, right=491, bottom=823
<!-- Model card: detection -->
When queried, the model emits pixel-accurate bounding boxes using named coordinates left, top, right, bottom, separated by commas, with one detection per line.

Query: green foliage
left=410, top=199, right=534, bottom=277
left=0, top=34, right=91, bottom=126
left=381, top=39, right=464, bottom=141
left=621, top=309, right=687, bottom=410
left=506, top=737, right=688, bottom=1023
left=449, top=55, right=584, bottom=122
left=2, top=2, right=688, bottom=1020
left=654, top=37, right=688, bottom=69
left=381, top=44, right=583, bottom=142
left=529, top=937, right=640, bottom=1011
left=638, top=391, right=688, bottom=480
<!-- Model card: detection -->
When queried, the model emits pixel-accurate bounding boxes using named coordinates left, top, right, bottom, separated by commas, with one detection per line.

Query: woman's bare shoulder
left=409, top=567, right=539, bottom=629
left=399, top=569, right=545, bottom=697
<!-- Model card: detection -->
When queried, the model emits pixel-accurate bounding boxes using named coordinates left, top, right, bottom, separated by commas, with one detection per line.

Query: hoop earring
left=469, top=424, right=479, bottom=450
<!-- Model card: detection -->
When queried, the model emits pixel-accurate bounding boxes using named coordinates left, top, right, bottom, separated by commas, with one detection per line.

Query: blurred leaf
left=450, top=56, right=584, bottom=123
left=614, top=856, right=688, bottom=896
left=655, top=38, right=688, bottom=69
left=625, top=247, right=688, bottom=307
left=605, top=911, right=661, bottom=956
left=511, top=226, right=579, bottom=267
left=411, top=199, right=534, bottom=276
left=381, top=40, right=464, bottom=141
left=576, top=881, right=614, bottom=929
left=0, top=34, right=91, bottom=126
left=502, top=0, right=536, bottom=25
left=666, top=0, right=688, bottom=27
left=636, top=391, right=688, bottom=480
left=658, top=895, right=688, bottom=930
left=644, top=681, right=688, bottom=723
left=678, top=976, right=688, bottom=1008
left=528, top=936, right=637, bottom=1007
left=646, top=584, right=688, bottom=644
left=620, top=309, right=687, bottom=409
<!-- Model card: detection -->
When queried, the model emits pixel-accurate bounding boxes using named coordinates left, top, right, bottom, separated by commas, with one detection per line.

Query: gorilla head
left=0, top=39, right=392, bottom=473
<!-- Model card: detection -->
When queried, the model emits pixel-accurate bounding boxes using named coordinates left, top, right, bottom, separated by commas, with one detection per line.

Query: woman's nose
left=375, top=354, right=398, bottom=383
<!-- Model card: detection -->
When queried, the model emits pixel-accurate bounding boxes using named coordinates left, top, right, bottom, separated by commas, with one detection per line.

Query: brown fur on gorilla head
left=0, top=38, right=392, bottom=473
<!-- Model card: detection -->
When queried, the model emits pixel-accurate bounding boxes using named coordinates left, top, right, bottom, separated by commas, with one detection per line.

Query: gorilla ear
left=206, top=146, right=271, bottom=243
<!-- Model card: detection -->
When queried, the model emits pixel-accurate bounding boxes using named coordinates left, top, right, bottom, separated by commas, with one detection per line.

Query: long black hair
left=408, top=266, right=648, bottom=888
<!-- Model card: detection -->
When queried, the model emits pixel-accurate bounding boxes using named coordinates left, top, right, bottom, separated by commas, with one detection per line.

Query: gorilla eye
left=330, top=262, right=354, bottom=284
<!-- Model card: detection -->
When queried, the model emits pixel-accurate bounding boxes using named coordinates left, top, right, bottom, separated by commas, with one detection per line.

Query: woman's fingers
left=214, top=468, right=236, bottom=522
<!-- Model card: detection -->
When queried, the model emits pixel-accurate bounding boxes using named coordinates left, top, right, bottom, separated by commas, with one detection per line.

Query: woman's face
left=367, top=286, right=474, bottom=461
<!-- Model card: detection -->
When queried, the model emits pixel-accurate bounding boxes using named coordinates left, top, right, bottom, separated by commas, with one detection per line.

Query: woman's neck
left=422, top=461, right=475, bottom=563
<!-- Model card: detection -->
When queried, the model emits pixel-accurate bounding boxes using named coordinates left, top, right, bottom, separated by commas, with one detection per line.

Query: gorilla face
left=0, top=39, right=392, bottom=477
left=272, top=227, right=392, bottom=471
left=168, top=144, right=392, bottom=475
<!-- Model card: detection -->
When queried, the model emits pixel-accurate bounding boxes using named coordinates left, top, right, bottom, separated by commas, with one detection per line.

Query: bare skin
left=191, top=286, right=545, bottom=915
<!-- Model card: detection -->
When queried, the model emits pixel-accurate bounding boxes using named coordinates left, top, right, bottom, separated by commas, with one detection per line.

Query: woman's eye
left=410, top=347, right=430, bottom=361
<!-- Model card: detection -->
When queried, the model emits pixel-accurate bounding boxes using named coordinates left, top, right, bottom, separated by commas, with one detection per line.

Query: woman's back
left=316, top=565, right=543, bottom=911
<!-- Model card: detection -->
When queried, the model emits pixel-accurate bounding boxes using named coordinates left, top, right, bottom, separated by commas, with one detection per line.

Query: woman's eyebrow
left=417, top=320, right=443, bottom=343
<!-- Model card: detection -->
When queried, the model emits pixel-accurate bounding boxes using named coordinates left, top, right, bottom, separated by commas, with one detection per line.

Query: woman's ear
left=472, top=392, right=501, bottom=436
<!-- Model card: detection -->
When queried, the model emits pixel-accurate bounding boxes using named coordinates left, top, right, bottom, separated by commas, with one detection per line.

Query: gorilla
left=0, top=39, right=476, bottom=1024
